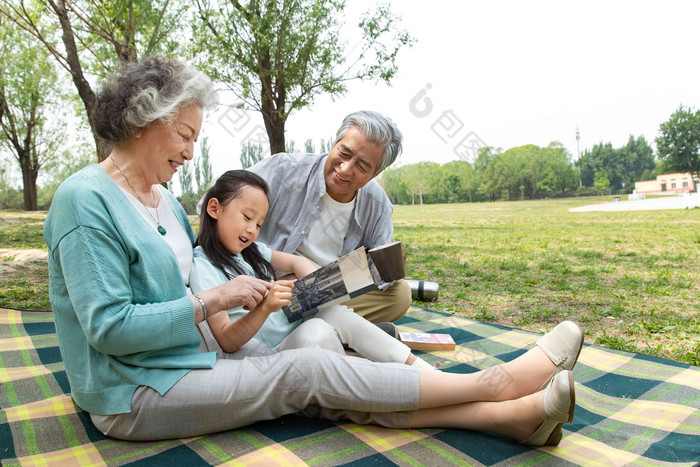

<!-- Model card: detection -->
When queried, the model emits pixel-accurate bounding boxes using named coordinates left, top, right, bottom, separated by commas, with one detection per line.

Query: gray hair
left=96, top=55, right=218, bottom=142
left=333, top=110, right=403, bottom=173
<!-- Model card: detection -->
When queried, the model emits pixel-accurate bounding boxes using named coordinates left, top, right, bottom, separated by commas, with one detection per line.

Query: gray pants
left=91, top=323, right=419, bottom=441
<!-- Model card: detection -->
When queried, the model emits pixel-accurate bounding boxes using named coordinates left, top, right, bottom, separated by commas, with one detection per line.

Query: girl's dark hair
left=196, top=170, right=275, bottom=281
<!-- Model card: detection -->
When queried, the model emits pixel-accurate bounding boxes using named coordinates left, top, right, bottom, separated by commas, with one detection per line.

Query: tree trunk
left=52, top=0, right=109, bottom=161
left=18, top=149, right=38, bottom=211
left=263, top=116, right=286, bottom=155
left=257, top=38, right=287, bottom=155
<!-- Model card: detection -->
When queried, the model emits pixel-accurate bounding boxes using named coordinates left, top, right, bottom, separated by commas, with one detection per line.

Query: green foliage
left=240, top=141, right=264, bottom=169
left=194, top=136, right=213, bottom=192
left=0, top=19, right=66, bottom=210
left=1, top=0, right=189, bottom=79
left=177, top=192, right=201, bottom=216
left=443, top=160, right=476, bottom=202
left=178, top=159, right=194, bottom=195
left=576, top=136, right=655, bottom=191
left=593, top=169, right=610, bottom=194
left=379, top=165, right=407, bottom=204
left=0, top=185, right=22, bottom=209
left=319, top=137, right=332, bottom=153
left=0, top=0, right=191, bottom=160
left=36, top=145, right=93, bottom=209
left=0, top=158, right=23, bottom=209
left=379, top=142, right=579, bottom=205
left=285, top=139, right=297, bottom=153
left=303, top=138, right=315, bottom=153
left=655, top=105, right=700, bottom=177
left=190, top=0, right=413, bottom=153
left=402, top=162, right=439, bottom=204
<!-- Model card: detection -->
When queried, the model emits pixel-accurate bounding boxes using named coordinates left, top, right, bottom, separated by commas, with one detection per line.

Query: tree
left=475, top=146, right=500, bottom=201
left=484, top=146, right=527, bottom=201
left=656, top=105, right=700, bottom=177
left=37, top=143, right=93, bottom=209
left=303, top=138, right=315, bottom=153
left=442, top=160, right=477, bottom=203
left=0, top=0, right=189, bottom=161
left=178, top=158, right=193, bottom=194
left=192, top=0, right=414, bottom=154
left=577, top=136, right=656, bottom=191
left=594, top=169, right=610, bottom=194
left=0, top=19, right=65, bottom=210
left=444, top=160, right=476, bottom=202
left=403, top=162, right=437, bottom=205
left=319, top=137, right=332, bottom=153
left=616, top=135, right=655, bottom=188
left=194, top=136, right=213, bottom=192
left=240, top=141, right=263, bottom=169
left=576, top=142, right=614, bottom=188
left=377, top=165, right=407, bottom=204
left=0, top=156, right=23, bottom=208
left=285, top=139, right=297, bottom=153
left=537, top=142, right=578, bottom=196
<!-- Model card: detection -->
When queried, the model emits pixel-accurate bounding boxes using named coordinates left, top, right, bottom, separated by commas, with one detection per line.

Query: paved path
left=569, top=195, right=700, bottom=212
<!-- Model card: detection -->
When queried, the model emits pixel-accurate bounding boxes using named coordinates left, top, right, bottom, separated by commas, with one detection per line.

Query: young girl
left=190, top=170, right=436, bottom=370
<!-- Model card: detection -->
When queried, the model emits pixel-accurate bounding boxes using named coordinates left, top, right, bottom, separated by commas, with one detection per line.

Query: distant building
left=634, top=173, right=699, bottom=195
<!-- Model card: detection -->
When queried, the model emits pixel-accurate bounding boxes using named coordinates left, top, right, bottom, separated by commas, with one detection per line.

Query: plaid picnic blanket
left=1, top=306, right=698, bottom=466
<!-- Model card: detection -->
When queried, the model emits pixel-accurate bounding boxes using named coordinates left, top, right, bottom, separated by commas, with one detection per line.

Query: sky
left=173, top=1, right=699, bottom=191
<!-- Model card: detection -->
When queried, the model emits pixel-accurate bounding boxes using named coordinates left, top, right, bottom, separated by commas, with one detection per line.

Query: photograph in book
left=282, top=247, right=376, bottom=322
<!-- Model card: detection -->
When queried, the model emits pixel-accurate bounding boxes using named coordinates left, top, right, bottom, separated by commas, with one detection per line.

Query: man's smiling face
left=323, top=127, right=385, bottom=203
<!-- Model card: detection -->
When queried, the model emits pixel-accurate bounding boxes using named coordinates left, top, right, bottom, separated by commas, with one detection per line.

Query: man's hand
left=219, top=275, right=272, bottom=311
left=381, top=241, right=406, bottom=265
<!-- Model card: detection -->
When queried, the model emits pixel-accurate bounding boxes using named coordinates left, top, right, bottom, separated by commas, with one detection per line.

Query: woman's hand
left=201, top=275, right=272, bottom=315
left=260, top=280, right=294, bottom=314
left=226, top=275, right=272, bottom=310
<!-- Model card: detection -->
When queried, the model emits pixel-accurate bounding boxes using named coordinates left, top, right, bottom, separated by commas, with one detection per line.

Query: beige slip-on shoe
left=535, top=321, right=583, bottom=392
left=523, top=370, right=576, bottom=447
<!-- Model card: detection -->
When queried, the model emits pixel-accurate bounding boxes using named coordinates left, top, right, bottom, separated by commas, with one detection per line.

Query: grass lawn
left=394, top=196, right=700, bottom=366
left=1, top=196, right=698, bottom=365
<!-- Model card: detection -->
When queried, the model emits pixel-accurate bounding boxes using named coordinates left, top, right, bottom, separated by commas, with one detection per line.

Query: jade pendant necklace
left=109, top=156, right=167, bottom=236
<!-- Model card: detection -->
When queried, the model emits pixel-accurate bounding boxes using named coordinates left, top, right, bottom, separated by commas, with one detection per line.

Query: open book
left=281, top=241, right=404, bottom=323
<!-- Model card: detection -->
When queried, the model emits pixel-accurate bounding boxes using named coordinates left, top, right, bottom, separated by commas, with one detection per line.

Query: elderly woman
left=44, top=55, right=583, bottom=445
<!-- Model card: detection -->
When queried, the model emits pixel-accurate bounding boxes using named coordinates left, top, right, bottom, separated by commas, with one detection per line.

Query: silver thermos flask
left=406, top=279, right=439, bottom=301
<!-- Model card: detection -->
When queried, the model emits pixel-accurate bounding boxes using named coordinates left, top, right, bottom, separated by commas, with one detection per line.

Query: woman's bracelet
left=193, top=293, right=208, bottom=320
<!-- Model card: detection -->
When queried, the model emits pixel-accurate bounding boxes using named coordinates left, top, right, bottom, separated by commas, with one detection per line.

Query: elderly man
left=248, top=110, right=411, bottom=326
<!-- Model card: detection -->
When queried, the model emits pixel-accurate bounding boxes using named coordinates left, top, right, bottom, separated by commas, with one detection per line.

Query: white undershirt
left=295, top=193, right=355, bottom=268
left=121, top=186, right=193, bottom=285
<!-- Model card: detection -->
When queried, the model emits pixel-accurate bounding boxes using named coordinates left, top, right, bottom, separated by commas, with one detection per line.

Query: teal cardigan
left=43, top=164, right=215, bottom=415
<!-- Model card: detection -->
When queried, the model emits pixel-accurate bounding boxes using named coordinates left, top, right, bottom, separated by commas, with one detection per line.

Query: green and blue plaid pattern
left=2, top=306, right=698, bottom=466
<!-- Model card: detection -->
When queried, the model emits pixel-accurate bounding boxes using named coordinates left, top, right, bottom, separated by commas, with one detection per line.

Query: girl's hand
left=261, top=280, right=294, bottom=313
left=270, top=251, right=317, bottom=280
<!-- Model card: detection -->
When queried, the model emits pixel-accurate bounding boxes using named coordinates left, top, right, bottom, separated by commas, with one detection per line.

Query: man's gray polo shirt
left=248, top=152, right=394, bottom=256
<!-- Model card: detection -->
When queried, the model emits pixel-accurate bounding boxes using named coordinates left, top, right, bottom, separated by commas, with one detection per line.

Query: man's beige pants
left=344, top=279, right=412, bottom=323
